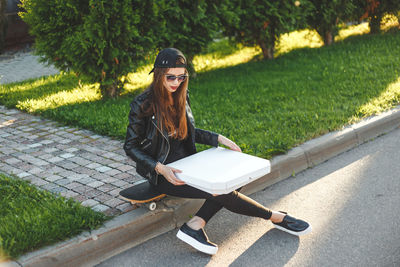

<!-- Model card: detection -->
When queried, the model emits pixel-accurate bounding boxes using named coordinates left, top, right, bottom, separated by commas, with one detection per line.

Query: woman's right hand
left=155, top=163, right=185, bottom=186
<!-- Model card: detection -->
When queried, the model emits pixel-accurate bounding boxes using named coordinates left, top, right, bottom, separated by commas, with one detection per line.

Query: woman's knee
left=213, top=190, right=238, bottom=201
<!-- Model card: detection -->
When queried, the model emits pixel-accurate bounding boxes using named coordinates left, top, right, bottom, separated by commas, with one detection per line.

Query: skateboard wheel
left=148, top=202, right=157, bottom=211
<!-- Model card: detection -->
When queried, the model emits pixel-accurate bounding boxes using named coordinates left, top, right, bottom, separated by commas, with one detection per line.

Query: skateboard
left=119, top=181, right=166, bottom=211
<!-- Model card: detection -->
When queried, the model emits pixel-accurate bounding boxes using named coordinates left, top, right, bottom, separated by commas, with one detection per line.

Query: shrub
left=356, top=0, right=400, bottom=33
left=220, top=0, right=313, bottom=59
left=156, top=0, right=221, bottom=76
left=19, top=0, right=161, bottom=98
left=306, top=0, right=358, bottom=45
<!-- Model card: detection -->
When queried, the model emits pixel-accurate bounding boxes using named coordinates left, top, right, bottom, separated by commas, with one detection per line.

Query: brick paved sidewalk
left=0, top=105, right=143, bottom=216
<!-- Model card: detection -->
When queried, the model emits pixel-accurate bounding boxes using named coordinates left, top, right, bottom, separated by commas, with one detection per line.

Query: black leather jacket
left=124, top=90, right=219, bottom=185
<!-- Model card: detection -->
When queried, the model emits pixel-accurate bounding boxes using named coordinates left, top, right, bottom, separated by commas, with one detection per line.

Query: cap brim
left=149, top=64, right=187, bottom=75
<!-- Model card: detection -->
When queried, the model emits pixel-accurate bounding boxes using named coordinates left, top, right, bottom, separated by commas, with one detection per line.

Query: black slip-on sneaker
left=176, top=223, right=218, bottom=255
left=272, top=212, right=312, bottom=236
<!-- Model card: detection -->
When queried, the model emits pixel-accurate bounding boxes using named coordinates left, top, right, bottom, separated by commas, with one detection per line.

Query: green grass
left=0, top=173, right=108, bottom=260
left=191, top=32, right=400, bottom=156
left=1, top=23, right=399, bottom=158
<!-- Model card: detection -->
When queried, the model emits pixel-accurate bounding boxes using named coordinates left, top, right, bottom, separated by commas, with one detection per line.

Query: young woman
left=124, top=48, right=311, bottom=255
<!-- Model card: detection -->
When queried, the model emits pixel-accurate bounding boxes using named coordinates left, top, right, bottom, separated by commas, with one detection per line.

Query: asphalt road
left=97, top=127, right=400, bottom=267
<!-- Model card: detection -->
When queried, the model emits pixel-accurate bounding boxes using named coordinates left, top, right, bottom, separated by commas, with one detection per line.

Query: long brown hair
left=145, top=57, right=189, bottom=140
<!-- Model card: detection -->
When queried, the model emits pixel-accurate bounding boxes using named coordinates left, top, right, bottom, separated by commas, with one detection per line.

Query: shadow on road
left=230, top=229, right=299, bottom=267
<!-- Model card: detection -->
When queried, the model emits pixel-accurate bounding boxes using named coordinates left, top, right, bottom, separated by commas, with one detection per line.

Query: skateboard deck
left=119, top=181, right=166, bottom=210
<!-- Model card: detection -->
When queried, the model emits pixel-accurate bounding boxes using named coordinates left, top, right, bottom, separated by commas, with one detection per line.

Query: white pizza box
left=167, top=147, right=271, bottom=194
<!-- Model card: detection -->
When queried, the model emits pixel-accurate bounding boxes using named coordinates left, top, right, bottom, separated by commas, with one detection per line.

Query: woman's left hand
left=218, top=135, right=242, bottom=152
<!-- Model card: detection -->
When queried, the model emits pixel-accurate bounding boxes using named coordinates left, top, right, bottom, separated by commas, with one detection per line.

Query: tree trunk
left=186, top=54, right=196, bottom=78
left=369, top=14, right=382, bottom=34
left=100, top=82, right=121, bottom=99
left=323, top=30, right=334, bottom=46
left=258, top=39, right=274, bottom=59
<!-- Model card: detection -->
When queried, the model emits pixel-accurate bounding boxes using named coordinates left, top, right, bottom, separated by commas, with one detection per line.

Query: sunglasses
left=165, top=74, right=188, bottom=82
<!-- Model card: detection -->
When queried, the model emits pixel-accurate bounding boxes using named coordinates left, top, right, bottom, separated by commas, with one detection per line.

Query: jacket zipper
left=151, top=115, right=170, bottom=164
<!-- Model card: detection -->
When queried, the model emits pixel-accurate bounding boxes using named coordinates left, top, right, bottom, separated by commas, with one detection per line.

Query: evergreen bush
left=220, top=0, right=313, bottom=59
left=306, top=0, right=358, bottom=46
left=156, top=0, right=221, bottom=76
left=19, top=0, right=161, bottom=98
left=356, top=0, right=400, bottom=34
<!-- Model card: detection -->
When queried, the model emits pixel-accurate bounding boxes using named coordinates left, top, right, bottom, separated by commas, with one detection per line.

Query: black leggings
left=153, top=176, right=272, bottom=223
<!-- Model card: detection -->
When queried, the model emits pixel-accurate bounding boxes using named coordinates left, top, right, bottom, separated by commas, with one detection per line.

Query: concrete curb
left=10, top=105, right=400, bottom=267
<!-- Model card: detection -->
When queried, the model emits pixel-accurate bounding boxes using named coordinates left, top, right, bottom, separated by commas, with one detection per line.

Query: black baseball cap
left=149, top=48, right=187, bottom=74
